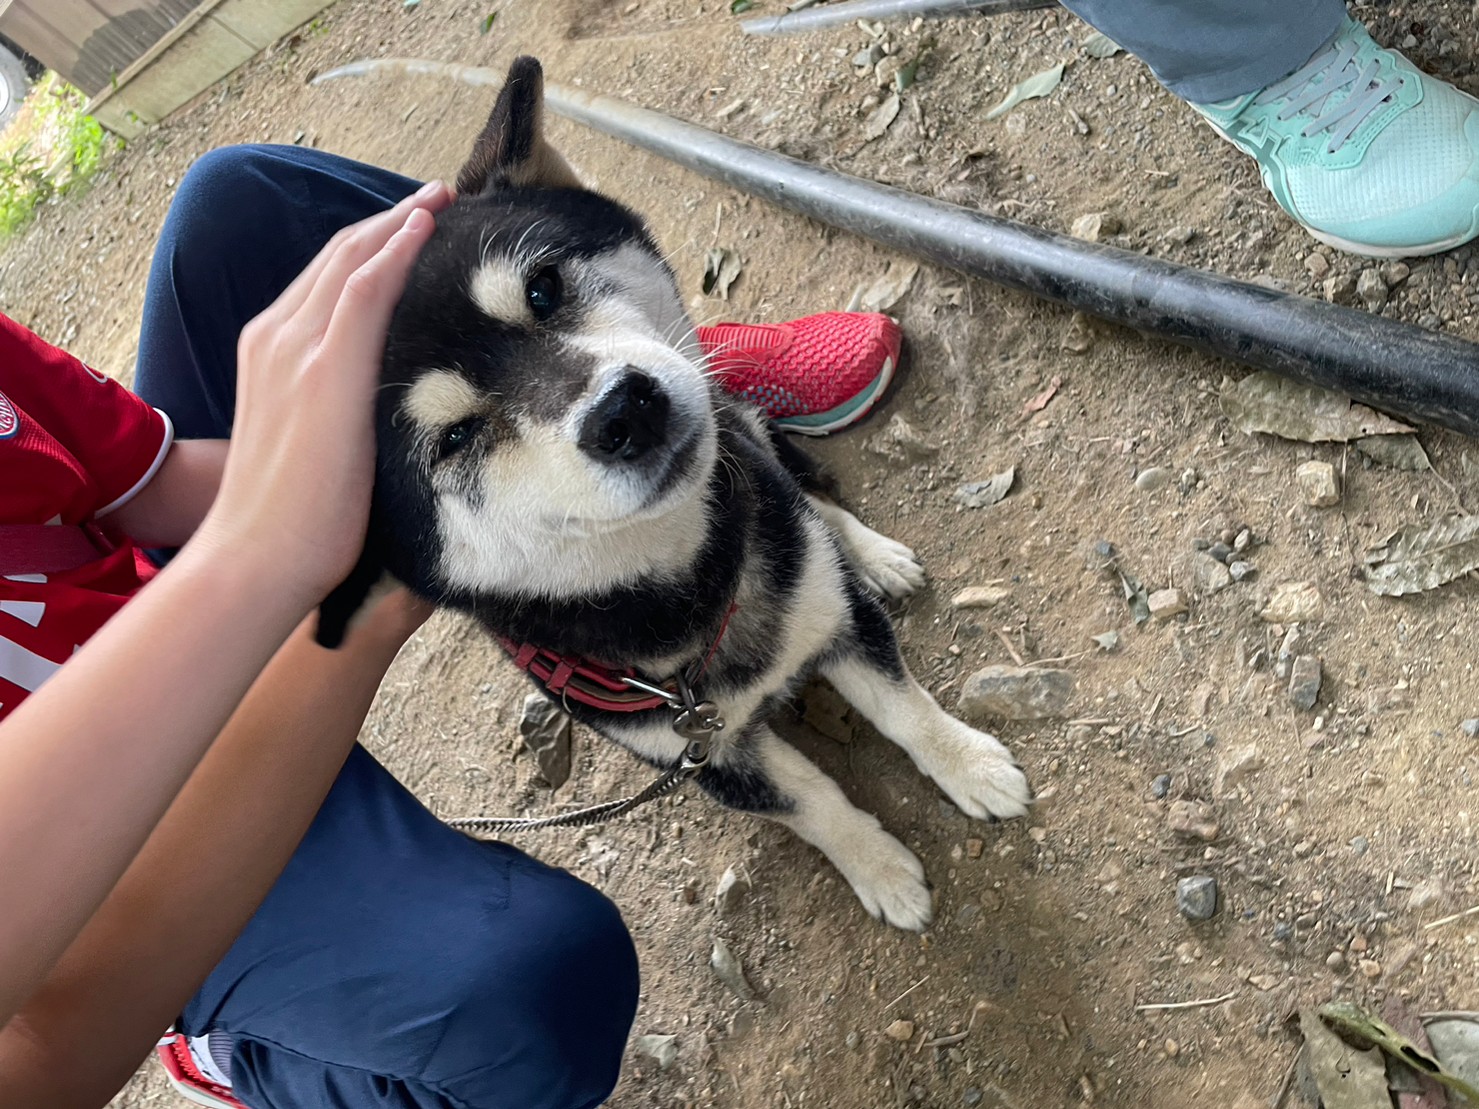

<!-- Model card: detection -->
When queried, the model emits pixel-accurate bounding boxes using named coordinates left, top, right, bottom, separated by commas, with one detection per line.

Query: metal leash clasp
left=621, top=671, right=723, bottom=779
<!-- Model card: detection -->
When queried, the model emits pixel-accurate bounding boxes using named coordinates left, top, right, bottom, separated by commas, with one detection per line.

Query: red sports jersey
left=0, top=312, right=173, bottom=719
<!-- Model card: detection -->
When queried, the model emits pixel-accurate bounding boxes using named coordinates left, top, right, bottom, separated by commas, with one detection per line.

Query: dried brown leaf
left=1363, top=515, right=1479, bottom=596
left=1221, top=372, right=1414, bottom=442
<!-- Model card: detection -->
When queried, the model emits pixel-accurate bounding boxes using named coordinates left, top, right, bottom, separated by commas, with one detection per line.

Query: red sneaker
left=156, top=1032, right=244, bottom=1108
left=697, top=312, right=902, bottom=435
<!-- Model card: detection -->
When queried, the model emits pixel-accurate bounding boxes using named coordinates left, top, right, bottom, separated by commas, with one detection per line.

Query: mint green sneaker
left=1190, top=16, right=1479, bottom=258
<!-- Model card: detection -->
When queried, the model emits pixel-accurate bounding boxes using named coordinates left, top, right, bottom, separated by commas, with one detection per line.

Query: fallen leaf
left=730, top=0, right=755, bottom=12
left=1119, top=573, right=1150, bottom=625
left=1363, top=515, right=1479, bottom=596
left=1023, top=375, right=1062, bottom=415
left=895, top=55, right=923, bottom=92
left=1357, top=434, right=1431, bottom=471
left=1299, top=1009, right=1392, bottom=1109
left=1092, top=630, right=1119, bottom=651
left=851, top=260, right=918, bottom=313
left=702, top=247, right=742, bottom=299
left=1221, top=372, right=1415, bottom=442
left=479, top=10, right=498, bottom=32
left=952, top=468, right=1015, bottom=509
left=985, top=63, right=1065, bottom=121
left=1321, top=1001, right=1479, bottom=1104
left=1427, top=1018, right=1479, bottom=1101
left=863, top=92, right=901, bottom=140
left=1379, top=997, right=1448, bottom=1109
left=1082, top=30, right=1123, bottom=58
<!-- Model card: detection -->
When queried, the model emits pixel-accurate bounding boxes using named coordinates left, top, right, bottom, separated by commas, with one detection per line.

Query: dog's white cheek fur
left=436, top=423, right=713, bottom=599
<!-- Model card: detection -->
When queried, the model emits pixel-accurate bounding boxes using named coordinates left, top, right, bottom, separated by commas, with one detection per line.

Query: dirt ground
left=2, top=0, right=1477, bottom=1105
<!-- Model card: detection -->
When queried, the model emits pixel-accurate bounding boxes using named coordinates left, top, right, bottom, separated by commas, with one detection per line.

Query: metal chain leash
left=449, top=673, right=724, bottom=836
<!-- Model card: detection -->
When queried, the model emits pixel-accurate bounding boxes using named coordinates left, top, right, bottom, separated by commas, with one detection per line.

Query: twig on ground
left=886, top=975, right=930, bottom=1010
left=1134, top=991, right=1237, bottom=1012
left=1423, top=904, right=1479, bottom=931
left=995, top=629, right=1024, bottom=665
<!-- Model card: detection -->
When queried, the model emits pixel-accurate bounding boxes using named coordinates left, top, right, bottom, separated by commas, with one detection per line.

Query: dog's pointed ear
left=456, top=56, right=581, bottom=196
left=315, top=544, right=388, bottom=649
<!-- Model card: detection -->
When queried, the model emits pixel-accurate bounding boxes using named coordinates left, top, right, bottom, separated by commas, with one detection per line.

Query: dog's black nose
left=578, top=370, right=670, bottom=462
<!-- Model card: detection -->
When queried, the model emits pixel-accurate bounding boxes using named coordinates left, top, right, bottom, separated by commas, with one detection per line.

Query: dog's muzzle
left=578, top=369, right=670, bottom=463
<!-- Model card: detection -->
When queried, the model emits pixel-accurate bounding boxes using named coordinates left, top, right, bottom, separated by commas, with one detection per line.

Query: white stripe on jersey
left=0, top=637, right=62, bottom=692
left=0, top=600, right=44, bottom=627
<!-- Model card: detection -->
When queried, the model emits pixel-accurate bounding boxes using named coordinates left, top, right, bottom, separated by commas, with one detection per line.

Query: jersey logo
left=0, top=391, right=17, bottom=439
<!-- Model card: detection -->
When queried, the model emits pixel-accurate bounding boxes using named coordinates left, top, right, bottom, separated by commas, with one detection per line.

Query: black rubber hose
left=544, top=82, right=1479, bottom=438
left=740, top=0, right=1058, bottom=36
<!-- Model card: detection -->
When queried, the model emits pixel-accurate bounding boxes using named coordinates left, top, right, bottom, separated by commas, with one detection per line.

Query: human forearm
left=0, top=597, right=427, bottom=1107
left=106, top=439, right=227, bottom=547
left=0, top=538, right=318, bottom=1023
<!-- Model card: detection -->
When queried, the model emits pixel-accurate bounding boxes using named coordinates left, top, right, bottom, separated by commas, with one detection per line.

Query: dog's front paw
left=831, top=820, right=933, bottom=931
left=926, top=723, right=1033, bottom=823
left=851, top=529, right=926, bottom=601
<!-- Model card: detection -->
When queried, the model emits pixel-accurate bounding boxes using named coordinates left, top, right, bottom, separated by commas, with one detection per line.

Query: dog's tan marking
left=469, top=260, right=532, bottom=327
left=404, top=369, right=484, bottom=432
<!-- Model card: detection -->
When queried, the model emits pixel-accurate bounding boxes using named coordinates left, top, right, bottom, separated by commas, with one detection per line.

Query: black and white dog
left=321, top=57, right=1030, bottom=931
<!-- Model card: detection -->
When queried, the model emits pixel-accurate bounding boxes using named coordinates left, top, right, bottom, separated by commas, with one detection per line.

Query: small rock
left=1147, top=588, right=1188, bottom=621
left=1275, top=626, right=1301, bottom=679
left=1249, top=973, right=1282, bottom=992
left=714, top=866, right=751, bottom=916
left=635, top=1033, right=679, bottom=1070
left=1084, top=539, right=1118, bottom=572
left=1323, top=272, right=1358, bottom=305
left=1061, top=311, right=1095, bottom=354
left=1326, top=950, right=1347, bottom=972
left=1356, top=268, right=1389, bottom=311
left=1167, top=800, right=1219, bottom=842
left=1358, top=958, right=1382, bottom=980
left=962, top=1090, right=985, bottom=1108
left=1134, top=466, right=1172, bottom=492
left=1289, top=655, right=1322, bottom=711
left=1382, top=261, right=1411, bottom=287
left=1228, top=560, right=1255, bottom=582
left=1091, top=629, right=1120, bottom=651
left=951, top=585, right=1011, bottom=610
left=1151, top=773, right=1173, bottom=799
left=1215, top=744, right=1264, bottom=793
left=1164, top=1038, right=1180, bottom=1058
left=1272, top=921, right=1294, bottom=943
left=1176, top=876, right=1218, bottom=920
left=867, top=413, right=938, bottom=461
left=1069, top=212, right=1122, bottom=242
left=845, top=1031, right=861, bottom=1051
left=1261, top=581, right=1323, bottom=624
left=885, top=1019, right=916, bottom=1043
left=1163, top=226, right=1196, bottom=246
left=711, top=938, right=757, bottom=1000
left=1304, top=252, right=1331, bottom=279
left=1207, top=542, right=1233, bottom=563
left=1233, top=528, right=1253, bottom=552
left=1462, top=718, right=1479, bottom=738
left=874, top=55, right=903, bottom=89
left=958, top=665, right=1075, bottom=721
left=965, top=837, right=984, bottom=859
left=519, top=694, right=573, bottom=790
left=1192, top=553, right=1233, bottom=595
left=1295, top=460, right=1340, bottom=507
left=1349, top=836, right=1369, bottom=856
left=1406, top=877, right=1445, bottom=910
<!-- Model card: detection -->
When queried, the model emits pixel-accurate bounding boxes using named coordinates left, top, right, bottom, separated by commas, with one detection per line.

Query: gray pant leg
left=1060, top=0, right=1349, bottom=102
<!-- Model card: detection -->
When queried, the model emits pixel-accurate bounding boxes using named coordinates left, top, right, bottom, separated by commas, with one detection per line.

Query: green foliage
left=0, top=74, right=115, bottom=239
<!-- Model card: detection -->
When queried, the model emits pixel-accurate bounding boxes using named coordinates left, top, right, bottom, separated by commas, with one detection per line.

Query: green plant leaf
left=985, top=63, right=1064, bottom=121
left=731, top=0, right=755, bottom=12
left=479, top=10, right=497, bottom=32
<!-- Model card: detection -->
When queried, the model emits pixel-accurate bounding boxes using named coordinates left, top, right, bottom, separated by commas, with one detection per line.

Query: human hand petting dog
left=194, top=180, right=452, bottom=610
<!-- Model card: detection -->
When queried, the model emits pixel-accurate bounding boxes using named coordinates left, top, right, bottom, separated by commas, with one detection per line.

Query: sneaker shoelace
left=1254, top=36, right=1404, bottom=154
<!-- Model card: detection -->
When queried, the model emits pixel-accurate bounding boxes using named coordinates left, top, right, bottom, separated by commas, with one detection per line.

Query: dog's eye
left=436, top=418, right=481, bottom=461
left=525, top=266, right=562, bottom=321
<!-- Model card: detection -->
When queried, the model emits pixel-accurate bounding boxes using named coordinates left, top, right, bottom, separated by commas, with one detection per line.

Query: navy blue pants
left=133, top=145, right=639, bottom=1109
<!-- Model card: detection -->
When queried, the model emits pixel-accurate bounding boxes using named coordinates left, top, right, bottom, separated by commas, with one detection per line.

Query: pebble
left=1164, top=1038, right=1180, bottom=1058
left=1326, top=950, right=1347, bottom=972
left=951, top=585, right=1011, bottom=610
left=1151, top=773, right=1173, bottom=799
left=1349, top=835, right=1370, bottom=856
left=1382, top=261, right=1411, bottom=287
left=1358, top=958, right=1383, bottom=980
left=1215, top=744, right=1263, bottom=793
left=963, top=1090, right=984, bottom=1108
left=1233, top=528, right=1253, bottom=552
left=958, top=665, right=1075, bottom=721
left=1462, top=718, right=1479, bottom=738
left=1134, top=466, right=1172, bottom=492
left=1192, top=552, right=1233, bottom=595
left=1289, top=655, right=1322, bottom=711
left=1070, top=212, right=1122, bottom=242
left=1084, top=539, right=1118, bottom=572
left=885, top=1019, right=916, bottom=1043
left=1304, top=252, right=1331, bottom=279
left=710, top=939, right=757, bottom=1000
left=1261, top=581, right=1323, bottom=624
left=1323, top=272, right=1358, bottom=305
left=635, top=1033, right=679, bottom=1070
left=845, top=1031, right=861, bottom=1051
left=1061, top=311, right=1095, bottom=354
left=965, top=837, right=984, bottom=859
left=519, top=693, right=573, bottom=790
left=714, top=866, right=751, bottom=916
left=1167, top=800, right=1220, bottom=842
left=1176, top=875, right=1219, bottom=920
left=1356, top=268, right=1389, bottom=311
left=1207, top=542, right=1233, bottom=563
left=1148, top=588, right=1188, bottom=621
left=1228, top=560, right=1255, bottom=582
left=1295, top=460, right=1340, bottom=507
left=867, top=413, right=938, bottom=461
left=1272, top=921, right=1294, bottom=942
